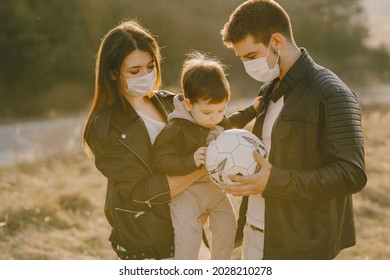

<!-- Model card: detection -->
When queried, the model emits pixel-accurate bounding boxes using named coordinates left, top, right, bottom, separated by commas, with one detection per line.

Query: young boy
left=153, top=51, right=260, bottom=259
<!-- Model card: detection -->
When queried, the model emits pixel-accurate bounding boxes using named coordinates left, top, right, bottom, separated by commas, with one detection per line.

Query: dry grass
left=336, top=108, right=390, bottom=259
left=0, top=107, right=389, bottom=259
left=0, top=156, right=116, bottom=259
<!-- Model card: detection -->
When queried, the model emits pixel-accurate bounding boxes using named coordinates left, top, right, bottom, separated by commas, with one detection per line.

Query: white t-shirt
left=246, top=96, right=284, bottom=230
left=136, top=111, right=166, bottom=144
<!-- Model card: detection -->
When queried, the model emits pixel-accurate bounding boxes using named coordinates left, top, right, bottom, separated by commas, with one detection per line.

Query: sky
left=362, top=0, right=390, bottom=49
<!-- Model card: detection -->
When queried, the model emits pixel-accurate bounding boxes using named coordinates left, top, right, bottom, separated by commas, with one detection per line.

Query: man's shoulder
left=309, top=64, right=353, bottom=98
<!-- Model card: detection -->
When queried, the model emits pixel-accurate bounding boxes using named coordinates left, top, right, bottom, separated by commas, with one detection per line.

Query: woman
left=82, top=20, right=205, bottom=260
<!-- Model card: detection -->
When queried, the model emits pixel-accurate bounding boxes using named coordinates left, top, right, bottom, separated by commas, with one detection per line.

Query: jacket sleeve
left=153, top=123, right=199, bottom=176
left=226, top=104, right=257, bottom=129
left=86, top=119, right=171, bottom=210
left=263, top=78, right=367, bottom=201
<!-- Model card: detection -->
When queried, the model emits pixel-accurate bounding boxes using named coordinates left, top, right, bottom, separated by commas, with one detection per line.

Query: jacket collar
left=253, top=49, right=313, bottom=137
left=168, top=94, right=196, bottom=123
left=149, top=92, right=170, bottom=122
left=110, top=92, right=170, bottom=171
left=264, top=48, right=313, bottom=103
left=110, top=91, right=170, bottom=132
left=111, top=98, right=138, bottom=131
left=168, top=94, right=230, bottom=132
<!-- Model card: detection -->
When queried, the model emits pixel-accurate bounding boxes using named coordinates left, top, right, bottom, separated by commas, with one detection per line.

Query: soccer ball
left=205, top=129, right=268, bottom=187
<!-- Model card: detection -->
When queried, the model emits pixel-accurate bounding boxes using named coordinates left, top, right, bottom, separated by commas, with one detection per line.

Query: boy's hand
left=252, top=96, right=262, bottom=112
left=194, top=146, right=207, bottom=168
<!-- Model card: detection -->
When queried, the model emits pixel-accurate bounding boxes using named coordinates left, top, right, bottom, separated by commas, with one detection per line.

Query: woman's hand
left=167, top=166, right=207, bottom=198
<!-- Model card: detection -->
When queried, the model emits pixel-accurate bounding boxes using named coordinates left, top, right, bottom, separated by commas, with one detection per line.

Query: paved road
left=0, top=86, right=389, bottom=167
left=0, top=115, right=86, bottom=166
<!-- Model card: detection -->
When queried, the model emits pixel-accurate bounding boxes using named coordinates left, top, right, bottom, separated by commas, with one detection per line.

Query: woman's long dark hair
left=82, top=20, right=162, bottom=157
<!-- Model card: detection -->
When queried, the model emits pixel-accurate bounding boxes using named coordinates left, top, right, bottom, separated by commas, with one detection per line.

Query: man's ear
left=183, top=98, right=193, bottom=112
left=270, top=33, right=284, bottom=51
left=109, top=69, right=117, bottom=81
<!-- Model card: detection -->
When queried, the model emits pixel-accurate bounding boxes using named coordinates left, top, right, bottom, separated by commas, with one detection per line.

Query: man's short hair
left=221, top=0, right=293, bottom=47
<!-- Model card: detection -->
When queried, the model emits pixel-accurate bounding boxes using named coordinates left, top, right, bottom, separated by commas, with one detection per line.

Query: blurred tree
left=278, top=0, right=389, bottom=82
left=0, top=0, right=94, bottom=118
left=0, top=0, right=389, bottom=120
left=84, top=0, right=249, bottom=93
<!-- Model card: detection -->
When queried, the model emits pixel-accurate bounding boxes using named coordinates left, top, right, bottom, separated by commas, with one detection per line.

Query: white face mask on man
left=243, top=43, right=280, bottom=83
left=119, top=68, right=157, bottom=97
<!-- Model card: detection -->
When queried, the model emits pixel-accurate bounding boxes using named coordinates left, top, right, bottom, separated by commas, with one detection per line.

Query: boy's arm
left=153, top=124, right=199, bottom=176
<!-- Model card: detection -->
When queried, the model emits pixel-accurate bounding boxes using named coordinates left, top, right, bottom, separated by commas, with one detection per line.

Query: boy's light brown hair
left=181, top=51, right=230, bottom=104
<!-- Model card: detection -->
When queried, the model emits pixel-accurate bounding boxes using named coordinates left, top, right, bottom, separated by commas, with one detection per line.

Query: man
left=221, top=0, right=367, bottom=259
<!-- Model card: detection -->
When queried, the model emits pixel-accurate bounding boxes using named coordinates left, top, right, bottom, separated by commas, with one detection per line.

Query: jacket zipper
left=119, top=138, right=153, bottom=175
left=133, top=191, right=171, bottom=208
left=118, top=118, right=171, bottom=208
left=282, top=115, right=315, bottom=123
left=119, top=140, right=171, bottom=207
left=115, top=207, right=145, bottom=219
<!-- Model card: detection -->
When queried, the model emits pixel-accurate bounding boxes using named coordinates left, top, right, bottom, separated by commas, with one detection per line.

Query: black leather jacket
left=85, top=90, right=175, bottom=259
left=237, top=49, right=367, bottom=259
left=153, top=96, right=257, bottom=176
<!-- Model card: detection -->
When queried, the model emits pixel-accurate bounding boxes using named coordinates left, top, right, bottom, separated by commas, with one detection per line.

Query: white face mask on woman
left=243, top=43, right=280, bottom=83
left=120, top=68, right=157, bottom=97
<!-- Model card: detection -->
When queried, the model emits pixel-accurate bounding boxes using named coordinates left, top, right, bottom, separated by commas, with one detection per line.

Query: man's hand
left=223, top=150, right=272, bottom=196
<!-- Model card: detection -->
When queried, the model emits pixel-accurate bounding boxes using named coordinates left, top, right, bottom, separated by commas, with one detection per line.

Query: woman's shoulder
left=152, top=90, right=177, bottom=113
left=88, top=102, right=127, bottom=142
left=85, top=106, right=113, bottom=148
left=154, top=90, right=177, bottom=104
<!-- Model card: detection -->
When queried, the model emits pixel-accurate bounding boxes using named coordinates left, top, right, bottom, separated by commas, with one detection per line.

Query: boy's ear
left=183, top=98, right=193, bottom=112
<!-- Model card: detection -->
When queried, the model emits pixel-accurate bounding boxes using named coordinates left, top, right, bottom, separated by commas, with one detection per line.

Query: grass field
left=0, top=107, right=389, bottom=260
